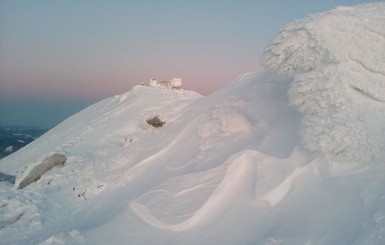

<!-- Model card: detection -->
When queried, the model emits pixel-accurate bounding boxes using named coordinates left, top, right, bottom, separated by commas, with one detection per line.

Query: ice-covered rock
left=263, top=3, right=385, bottom=167
left=17, top=153, right=66, bottom=189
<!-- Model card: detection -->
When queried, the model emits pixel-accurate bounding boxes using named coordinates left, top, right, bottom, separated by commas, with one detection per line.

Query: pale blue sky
left=0, top=0, right=378, bottom=127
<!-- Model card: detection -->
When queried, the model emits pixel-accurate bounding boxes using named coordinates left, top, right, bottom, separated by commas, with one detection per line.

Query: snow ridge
left=263, top=3, right=385, bottom=167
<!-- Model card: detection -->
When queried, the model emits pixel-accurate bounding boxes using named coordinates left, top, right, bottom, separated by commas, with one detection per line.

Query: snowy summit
left=263, top=2, right=385, bottom=168
left=1, top=3, right=385, bottom=245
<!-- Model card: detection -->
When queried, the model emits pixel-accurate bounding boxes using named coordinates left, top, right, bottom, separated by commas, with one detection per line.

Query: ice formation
left=263, top=3, right=385, bottom=167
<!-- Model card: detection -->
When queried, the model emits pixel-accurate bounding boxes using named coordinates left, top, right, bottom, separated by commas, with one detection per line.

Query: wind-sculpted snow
left=263, top=3, right=385, bottom=167
left=1, top=3, right=385, bottom=245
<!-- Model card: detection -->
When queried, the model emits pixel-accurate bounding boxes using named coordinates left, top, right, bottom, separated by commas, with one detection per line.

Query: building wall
left=149, top=78, right=158, bottom=87
left=149, top=78, right=182, bottom=90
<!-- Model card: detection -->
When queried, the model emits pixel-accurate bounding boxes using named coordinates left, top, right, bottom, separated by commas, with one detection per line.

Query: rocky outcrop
left=146, top=116, right=166, bottom=128
left=17, top=153, right=66, bottom=189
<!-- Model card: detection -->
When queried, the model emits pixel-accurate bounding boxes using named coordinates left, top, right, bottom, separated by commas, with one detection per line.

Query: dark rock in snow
left=146, top=116, right=166, bottom=128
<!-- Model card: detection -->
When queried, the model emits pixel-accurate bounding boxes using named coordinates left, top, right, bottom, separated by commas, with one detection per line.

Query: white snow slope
left=1, top=3, right=385, bottom=245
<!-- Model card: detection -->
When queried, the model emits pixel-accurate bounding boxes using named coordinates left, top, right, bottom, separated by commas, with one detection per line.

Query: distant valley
left=0, top=126, right=48, bottom=159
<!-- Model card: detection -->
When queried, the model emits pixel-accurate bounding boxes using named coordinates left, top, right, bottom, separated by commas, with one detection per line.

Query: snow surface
left=263, top=2, right=385, bottom=168
left=1, top=3, right=385, bottom=245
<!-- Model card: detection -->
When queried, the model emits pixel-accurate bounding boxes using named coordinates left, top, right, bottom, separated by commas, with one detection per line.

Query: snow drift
left=1, top=2, right=385, bottom=245
left=263, top=3, right=385, bottom=167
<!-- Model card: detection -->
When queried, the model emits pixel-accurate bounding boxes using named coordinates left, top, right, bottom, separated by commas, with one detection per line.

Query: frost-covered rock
left=263, top=3, right=385, bottom=167
left=17, top=153, right=66, bottom=189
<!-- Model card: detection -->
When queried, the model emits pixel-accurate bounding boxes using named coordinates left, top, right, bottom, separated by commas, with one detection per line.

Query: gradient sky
left=0, top=0, right=378, bottom=128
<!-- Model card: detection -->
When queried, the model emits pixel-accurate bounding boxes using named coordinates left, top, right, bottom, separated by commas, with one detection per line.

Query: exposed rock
left=146, top=116, right=166, bottom=128
left=17, top=153, right=66, bottom=189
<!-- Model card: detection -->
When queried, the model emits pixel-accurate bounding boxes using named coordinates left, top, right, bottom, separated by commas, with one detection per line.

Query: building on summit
left=149, top=78, right=182, bottom=90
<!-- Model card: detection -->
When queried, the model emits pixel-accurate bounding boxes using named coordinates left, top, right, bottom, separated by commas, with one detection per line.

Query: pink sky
left=0, top=0, right=372, bottom=127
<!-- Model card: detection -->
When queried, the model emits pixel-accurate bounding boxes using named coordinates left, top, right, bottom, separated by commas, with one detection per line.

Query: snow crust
left=263, top=2, right=385, bottom=167
left=1, top=3, right=385, bottom=245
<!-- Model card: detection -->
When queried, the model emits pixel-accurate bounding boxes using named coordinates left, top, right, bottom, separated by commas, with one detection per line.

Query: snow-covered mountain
left=1, top=3, right=385, bottom=244
left=0, top=126, right=47, bottom=159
